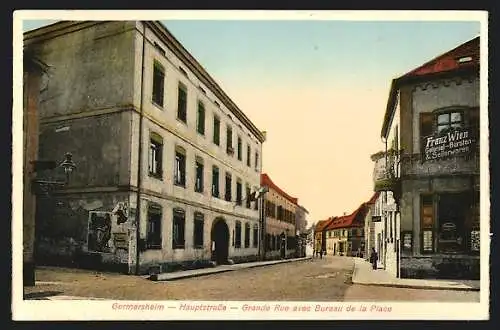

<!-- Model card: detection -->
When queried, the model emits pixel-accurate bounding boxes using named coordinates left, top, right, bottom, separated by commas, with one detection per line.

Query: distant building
left=261, top=173, right=297, bottom=259
left=325, top=193, right=378, bottom=257
left=25, top=21, right=266, bottom=274
left=367, top=151, right=400, bottom=276
left=379, top=36, right=480, bottom=279
left=314, top=219, right=332, bottom=254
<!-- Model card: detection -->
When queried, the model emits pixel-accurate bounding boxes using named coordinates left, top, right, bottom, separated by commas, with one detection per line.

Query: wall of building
left=129, top=22, right=263, bottom=269
left=398, top=76, right=480, bottom=279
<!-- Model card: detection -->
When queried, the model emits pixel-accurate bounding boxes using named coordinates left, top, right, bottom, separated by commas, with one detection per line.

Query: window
left=255, top=151, right=259, bottom=170
left=148, top=133, right=163, bottom=178
left=226, top=126, right=233, bottom=155
left=213, top=116, right=220, bottom=145
left=253, top=225, right=258, bottom=248
left=152, top=62, right=165, bottom=107
left=254, top=187, right=259, bottom=210
left=437, top=193, right=472, bottom=253
left=146, top=203, right=162, bottom=249
left=421, top=195, right=434, bottom=253
left=174, top=147, right=186, bottom=187
left=195, top=157, right=204, bottom=193
left=245, top=185, right=251, bottom=208
left=172, top=208, right=185, bottom=249
left=246, top=145, right=251, bottom=167
left=244, top=223, right=250, bottom=248
left=236, top=180, right=242, bottom=206
left=193, top=212, right=204, bottom=248
left=197, top=101, right=205, bottom=135
left=177, top=83, right=187, bottom=123
left=277, top=205, right=283, bottom=220
left=437, top=111, right=463, bottom=134
left=237, top=136, right=242, bottom=161
left=225, top=172, right=232, bottom=202
left=235, top=221, right=242, bottom=248
left=212, top=166, right=220, bottom=198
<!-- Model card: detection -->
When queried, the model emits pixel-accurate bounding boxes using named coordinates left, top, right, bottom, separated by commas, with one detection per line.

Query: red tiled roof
left=325, top=192, right=380, bottom=230
left=381, top=36, right=480, bottom=138
left=315, top=218, right=334, bottom=232
left=401, top=36, right=479, bottom=79
left=261, top=173, right=298, bottom=205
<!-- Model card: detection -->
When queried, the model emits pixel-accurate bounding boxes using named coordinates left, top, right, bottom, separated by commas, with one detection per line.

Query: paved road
left=24, top=256, right=479, bottom=302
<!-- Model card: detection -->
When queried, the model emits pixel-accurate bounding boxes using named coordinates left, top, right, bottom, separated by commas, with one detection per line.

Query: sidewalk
left=151, top=256, right=312, bottom=281
left=351, top=258, right=480, bottom=291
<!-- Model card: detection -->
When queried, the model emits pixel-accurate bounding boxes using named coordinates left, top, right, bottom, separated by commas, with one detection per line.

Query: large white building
left=26, top=21, right=266, bottom=274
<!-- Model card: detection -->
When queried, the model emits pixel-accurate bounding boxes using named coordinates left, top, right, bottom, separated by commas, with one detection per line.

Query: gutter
left=134, top=22, right=147, bottom=275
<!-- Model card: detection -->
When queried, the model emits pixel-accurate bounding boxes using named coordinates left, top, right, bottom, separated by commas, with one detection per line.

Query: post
left=23, top=62, right=43, bottom=286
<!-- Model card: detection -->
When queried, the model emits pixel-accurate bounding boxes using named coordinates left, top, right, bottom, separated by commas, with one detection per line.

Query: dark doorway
left=280, top=233, right=286, bottom=259
left=211, top=218, right=229, bottom=265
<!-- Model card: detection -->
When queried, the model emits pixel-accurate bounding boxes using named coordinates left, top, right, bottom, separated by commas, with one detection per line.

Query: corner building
left=380, top=37, right=480, bottom=279
left=26, top=21, right=265, bottom=274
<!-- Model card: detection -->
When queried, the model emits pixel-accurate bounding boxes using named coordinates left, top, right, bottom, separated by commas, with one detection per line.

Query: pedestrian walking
left=370, top=247, right=378, bottom=270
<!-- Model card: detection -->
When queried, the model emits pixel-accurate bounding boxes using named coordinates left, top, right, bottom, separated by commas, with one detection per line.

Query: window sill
left=173, top=246, right=185, bottom=250
left=177, top=117, right=188, bottom=125
left=194, top=245, right=204, bottom=249
left=174, top=183, right=186, bottom=188
left=149, top=173, right=163, bottom=180
left=151, top=101, right=164, bottom=110
left=146, top=245, right=162, bottom=250
left=195, top=189, right=204, bottom=194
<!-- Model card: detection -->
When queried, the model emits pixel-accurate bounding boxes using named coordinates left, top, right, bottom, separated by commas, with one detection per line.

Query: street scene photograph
left=13, top=10, right=489, bottom=320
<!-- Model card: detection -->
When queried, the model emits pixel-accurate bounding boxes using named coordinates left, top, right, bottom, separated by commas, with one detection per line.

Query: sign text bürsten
left=423, top=128, right=476, bottom=162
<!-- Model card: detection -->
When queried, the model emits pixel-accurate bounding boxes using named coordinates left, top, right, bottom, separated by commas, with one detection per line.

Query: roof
left=261, top=173, right=298, bottom=205
left=23, top=20, right=266, bottom=143
left=297, top=204, right=309, bottom=214
left=325, top=192, right=380, bottom=231
left=381, top=36, right=480, bottom=138
left=315, top=218, right=334, bottom=233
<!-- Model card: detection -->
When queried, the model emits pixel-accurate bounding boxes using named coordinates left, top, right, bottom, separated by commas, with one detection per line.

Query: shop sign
left=422, top=128, right=476, bottom=162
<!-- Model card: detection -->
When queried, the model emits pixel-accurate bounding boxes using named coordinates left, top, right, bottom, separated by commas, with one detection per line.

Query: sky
left=22, top=16, right=481, bottom=227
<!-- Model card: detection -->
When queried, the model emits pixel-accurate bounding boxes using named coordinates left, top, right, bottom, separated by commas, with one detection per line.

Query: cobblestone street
left=24, top=256, right=479, bottom=302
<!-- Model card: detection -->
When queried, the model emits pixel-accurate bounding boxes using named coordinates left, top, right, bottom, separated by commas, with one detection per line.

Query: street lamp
left=59, top=152, right=77, bottom=184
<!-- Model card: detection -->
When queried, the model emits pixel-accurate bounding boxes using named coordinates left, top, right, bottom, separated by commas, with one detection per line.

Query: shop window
left=146, top=203, right=162, bottom=249
left=437, top=192, right=471, bottom=253
left=172, top=208, right=185, bottom=249
left=193, top=212, right=204, bottom=248
left=421, top=194, right=434, bottom=253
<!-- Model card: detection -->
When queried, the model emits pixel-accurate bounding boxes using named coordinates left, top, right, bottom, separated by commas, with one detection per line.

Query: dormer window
left=458, top=56, right=473, bottom=63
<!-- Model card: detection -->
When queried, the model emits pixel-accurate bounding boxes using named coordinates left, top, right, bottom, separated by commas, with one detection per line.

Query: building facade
left=368, top=151, right=401, bottom=276
left=261, top=173, right=297, bottom=260
left=380, top=37, right=480, bottom=279
left=314, top=219, right=331, bottom=255
left=26, top=21, right=266, bottom=275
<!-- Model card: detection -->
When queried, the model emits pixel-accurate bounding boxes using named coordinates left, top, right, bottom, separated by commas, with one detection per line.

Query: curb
left=352, top=281, right=480, bottom=292
left=151, top=257, right=312, bottom=281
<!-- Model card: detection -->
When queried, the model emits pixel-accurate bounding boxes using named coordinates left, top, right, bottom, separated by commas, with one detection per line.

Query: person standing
left=370, top=247, right=378, bottom=270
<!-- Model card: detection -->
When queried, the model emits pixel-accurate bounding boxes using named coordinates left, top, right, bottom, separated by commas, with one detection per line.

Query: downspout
left=135, top=22, right=146, bottom=275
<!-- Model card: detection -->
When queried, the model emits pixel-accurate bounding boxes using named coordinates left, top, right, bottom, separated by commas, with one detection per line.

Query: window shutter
left=420, top=112, right=434, bottom=153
